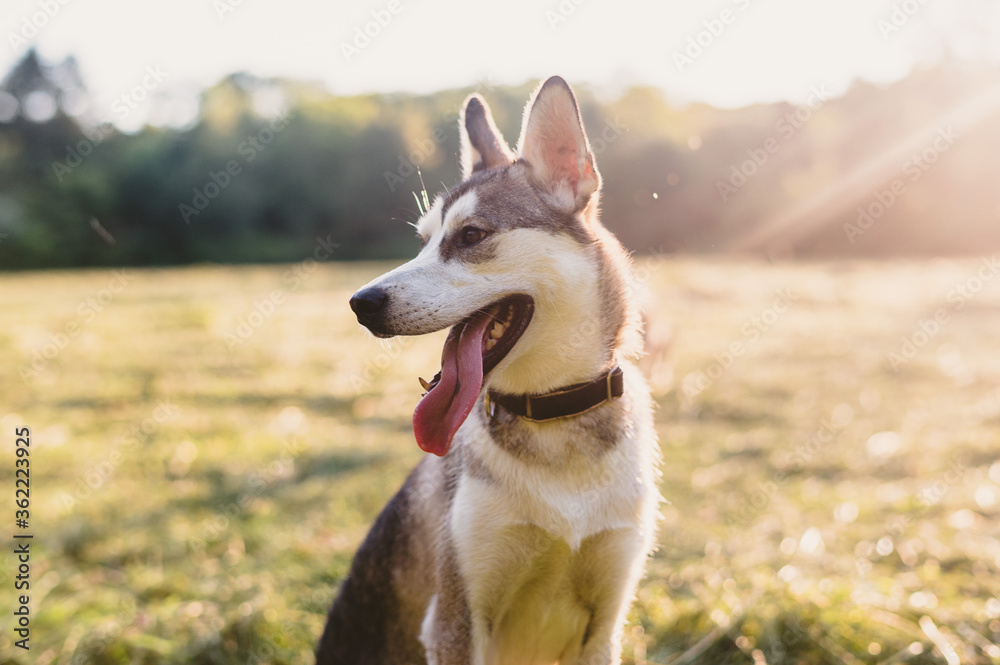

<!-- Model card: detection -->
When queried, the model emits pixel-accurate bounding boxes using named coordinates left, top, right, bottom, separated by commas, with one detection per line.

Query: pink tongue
left=413, top=315, right=491, bottom=456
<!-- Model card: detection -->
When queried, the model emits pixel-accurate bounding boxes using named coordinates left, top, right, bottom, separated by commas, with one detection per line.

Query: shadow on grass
left=293, top=448, right=392, bottom=482
left=177, top=448, right=390, bottom=513
left=188, top=392, right=356, bottom=415
left=53, top=448, right=393, bottom=570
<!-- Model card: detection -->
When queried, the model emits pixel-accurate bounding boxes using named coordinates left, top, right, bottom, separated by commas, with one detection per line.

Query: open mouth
left=412, top=295, right=534, bottom=456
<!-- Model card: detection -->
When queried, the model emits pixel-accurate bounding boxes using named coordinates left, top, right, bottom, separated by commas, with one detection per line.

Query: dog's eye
left=459, top=226, right=488, bottom=246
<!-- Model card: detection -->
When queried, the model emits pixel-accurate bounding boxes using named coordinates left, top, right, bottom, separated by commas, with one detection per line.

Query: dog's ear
left=516, top=76, right=600, bottom=213
left=459, top=94, right=514, bottom=180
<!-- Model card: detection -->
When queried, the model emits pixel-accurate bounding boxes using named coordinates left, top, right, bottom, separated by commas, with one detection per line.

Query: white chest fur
left=445, top=373, right=660, bottom=665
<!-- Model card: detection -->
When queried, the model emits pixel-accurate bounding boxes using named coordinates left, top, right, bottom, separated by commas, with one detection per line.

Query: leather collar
left=484, top=365, right=624, bottom=422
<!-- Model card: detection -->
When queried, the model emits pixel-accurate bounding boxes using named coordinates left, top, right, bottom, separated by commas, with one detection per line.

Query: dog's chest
left=465, top=524, right=594, bottom=665
left=447, top=448, right=654, bottom=664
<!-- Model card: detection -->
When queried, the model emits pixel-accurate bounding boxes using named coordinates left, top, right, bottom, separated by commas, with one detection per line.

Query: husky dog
left=316, top=76, right=661, bottom=665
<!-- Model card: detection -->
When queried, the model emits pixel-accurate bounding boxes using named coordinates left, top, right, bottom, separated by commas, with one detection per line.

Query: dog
left=316, top=76, right=661, bottom=665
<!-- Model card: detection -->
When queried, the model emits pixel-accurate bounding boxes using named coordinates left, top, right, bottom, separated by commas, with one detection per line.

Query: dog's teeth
left=485, top=338, right=497, bottom=351
left=490, top=322, right=504, bottom=339
left=419, top=377, right=432, bottom=391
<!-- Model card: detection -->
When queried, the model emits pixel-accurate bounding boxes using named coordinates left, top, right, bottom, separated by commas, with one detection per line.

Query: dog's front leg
left=565, top=611, right=624, bottom=665
left=420, top=539, right=475, bottom=665
left=567, top=529, right=650, bottom=665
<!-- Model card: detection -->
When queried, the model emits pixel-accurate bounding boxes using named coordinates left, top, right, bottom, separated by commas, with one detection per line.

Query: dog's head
left=350, top=76, right=636, bottom=455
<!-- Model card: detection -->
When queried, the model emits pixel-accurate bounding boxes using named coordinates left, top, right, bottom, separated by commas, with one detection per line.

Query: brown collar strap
left=484, top=365, right=624, bottom=422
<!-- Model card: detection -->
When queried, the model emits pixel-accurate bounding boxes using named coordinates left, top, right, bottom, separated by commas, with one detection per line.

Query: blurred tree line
left=1, top=49, right=998, bottom=270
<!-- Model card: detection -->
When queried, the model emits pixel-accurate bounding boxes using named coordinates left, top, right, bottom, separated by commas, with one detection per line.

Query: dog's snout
left=350, top=287, right=389, bottom=318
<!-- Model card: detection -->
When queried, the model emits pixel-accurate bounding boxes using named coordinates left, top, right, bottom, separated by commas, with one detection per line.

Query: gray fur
left=461, top=94, right=514, bottom=177
left=438, top=164, right=593, bottom=264
left=483, top=392, right=625, bottom=465
left=316, top=460, right=437, bottom=664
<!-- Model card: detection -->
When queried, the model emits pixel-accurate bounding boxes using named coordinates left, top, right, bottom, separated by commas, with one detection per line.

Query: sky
left=2, top=0, right=998, bottom=129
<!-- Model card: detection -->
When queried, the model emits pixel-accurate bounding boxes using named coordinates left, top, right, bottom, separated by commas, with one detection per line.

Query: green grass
left=1, top=258, right=999, bottom=664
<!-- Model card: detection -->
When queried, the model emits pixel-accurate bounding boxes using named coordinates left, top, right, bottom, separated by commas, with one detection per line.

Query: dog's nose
left=350, top=287, right=389, bottom=317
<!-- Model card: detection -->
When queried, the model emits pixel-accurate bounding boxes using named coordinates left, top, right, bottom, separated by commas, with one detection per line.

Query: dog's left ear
left=460, top=94, right=514, bottom=180
left=516, top=76, right=601, bottom=213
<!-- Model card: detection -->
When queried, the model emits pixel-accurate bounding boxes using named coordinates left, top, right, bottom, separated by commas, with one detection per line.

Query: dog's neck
left=488, top=335, right=618, bottom=397
left=486, top=238, right=630, bottom=397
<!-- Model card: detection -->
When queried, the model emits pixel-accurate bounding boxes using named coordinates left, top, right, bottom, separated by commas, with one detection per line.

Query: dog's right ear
left=459, top=94, right=514, bottom=180
left=515, top=76, right=600, bottom=213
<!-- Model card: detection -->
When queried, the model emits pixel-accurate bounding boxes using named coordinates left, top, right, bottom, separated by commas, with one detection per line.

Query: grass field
left=2, top=257, right=1000, bottom=665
